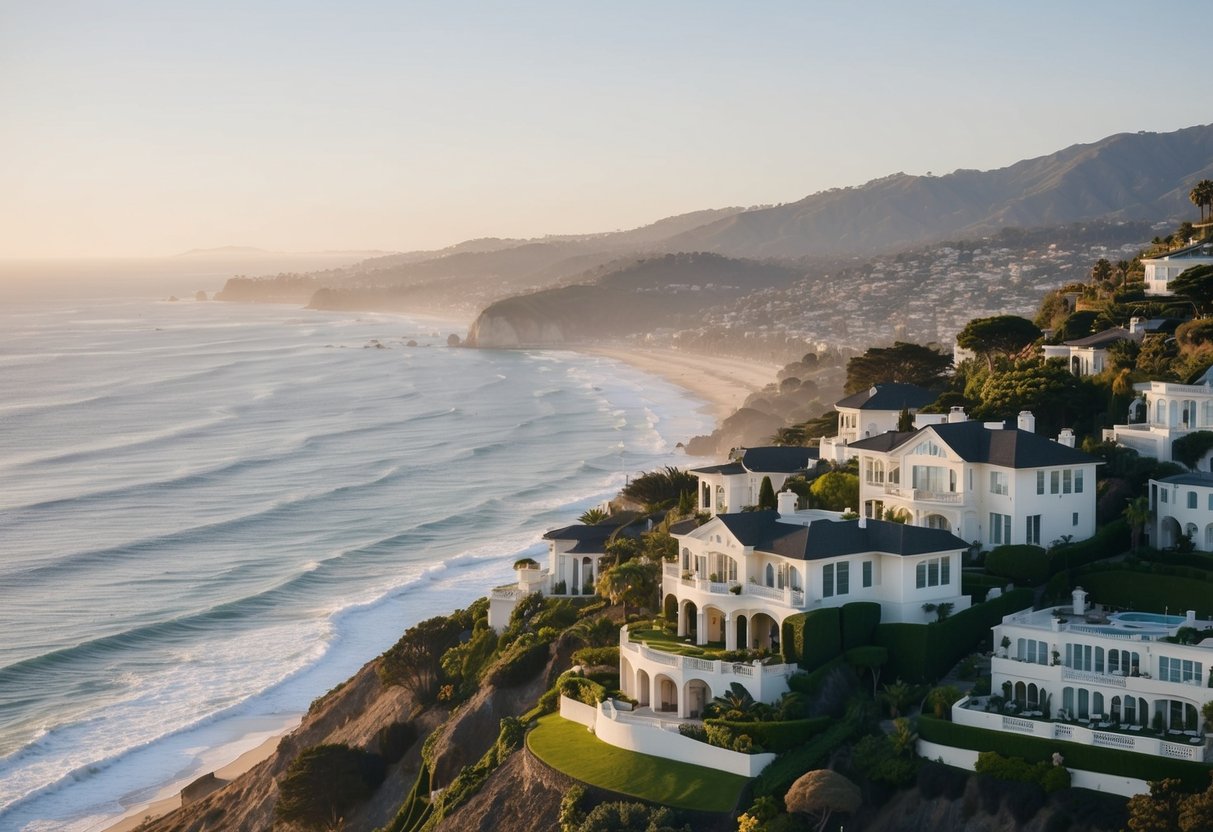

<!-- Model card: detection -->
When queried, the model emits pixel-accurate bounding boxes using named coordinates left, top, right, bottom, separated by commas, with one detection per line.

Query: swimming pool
left=1113, top=612, right=1187, bottom=626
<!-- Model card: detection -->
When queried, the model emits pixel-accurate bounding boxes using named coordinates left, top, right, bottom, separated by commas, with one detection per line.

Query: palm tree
left=1124, top=495, right=1151, bottom=552
left=1192, top=179, right=1213, bottom=224
left=578, top=507, right=608, bottom=525
left=710, top=682, right=758, bottom=720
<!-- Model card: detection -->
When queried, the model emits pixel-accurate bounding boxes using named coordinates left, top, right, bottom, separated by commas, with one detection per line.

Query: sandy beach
left=100, top=729, right=291, bottom=832
left=585, top=346, right=781, bottom=421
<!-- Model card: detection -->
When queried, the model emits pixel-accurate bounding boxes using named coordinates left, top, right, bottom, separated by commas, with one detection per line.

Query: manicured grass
left=526, top=714, right=747, bottom=812
left=1080, top=570, right=1213, bottom=619
left=627, top=626, right=728, bottom=658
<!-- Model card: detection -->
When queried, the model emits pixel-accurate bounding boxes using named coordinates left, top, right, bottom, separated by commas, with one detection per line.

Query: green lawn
left=627, top=626, right=728, bottom=659
left=526, top=714, right=747, bottom=812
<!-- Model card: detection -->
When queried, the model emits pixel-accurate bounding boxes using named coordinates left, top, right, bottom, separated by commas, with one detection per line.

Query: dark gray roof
left=848, top=431, right=918, bottom=453
left=690, top=461, right=746, bottom=476
left=853, top=421, right=1098, bottom=468
left=709, top=512, right=967, bottom=560
left=740, top=445, right=819, bottom=473
left=1149, top=241, right=1213, bottom=261
left=542, top=523, right=614, bottom=554
left=1158, top=473, right=1213, bottom=487
left=836, top=383, right=936, bottom=412
left=668, top=518, right=701, bottom=535
left=1063, top=327, right=1133, bottom=348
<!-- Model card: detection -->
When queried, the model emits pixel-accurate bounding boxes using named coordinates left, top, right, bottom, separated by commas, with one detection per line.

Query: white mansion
left=950, top=589, right=1210, bottom=768
left=1143, top=240, right=1213, bottom=296
left=1105, top=367, right=1213, bottom=469
left=818, top=383, right=936, bottom=463
left=691, top=445, right=818, bottom=516
left=848, top=409, right=1099, bottom=549
left=1150, top=471, right=1213, bottom=551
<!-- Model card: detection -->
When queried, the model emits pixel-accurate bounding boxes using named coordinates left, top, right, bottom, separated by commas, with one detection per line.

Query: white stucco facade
left=1151, top=473, right=1213, bottom=550
left=1143, top=241, right=1213, bottom=296
left=1106, top=377, right=1213, bottom=468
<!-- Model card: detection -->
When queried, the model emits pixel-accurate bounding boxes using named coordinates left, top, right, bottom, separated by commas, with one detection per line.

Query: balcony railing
left=1062, top=668, right=1129, bottom=688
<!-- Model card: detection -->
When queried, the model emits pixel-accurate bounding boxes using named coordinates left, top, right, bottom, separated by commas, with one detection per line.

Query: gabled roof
left=1063, top=327, right=1133, bottom=348
left=668, top=518, right=702, bottom=535
left=689, top=461, right=746, bottom=476
left=835, top=383, right=936, bottom=412
left=852, top=421, right=1098, bottom=468
left=704, top=512, right=966, bottom=560
left=1157, top=472, right=1213, bottom=487
left=739, top=445, right=819, bottom=473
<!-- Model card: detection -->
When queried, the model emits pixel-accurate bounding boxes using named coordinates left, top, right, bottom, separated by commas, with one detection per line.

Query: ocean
left=0, top=295, right=712, bottom=831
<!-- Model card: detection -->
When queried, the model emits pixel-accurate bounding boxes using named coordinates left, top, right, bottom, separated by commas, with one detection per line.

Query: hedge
left=786, top=656, right=846, bottom=696
left=1046, top=518, right=1129, bottom=574
left=875, top=589, right=1034, bottom=683
left=986, top=545, right=1048, bottom=586
left=781, top=607, right=841, bottom=670
left=840, top=602, right=882, bottom=650
left=1076, top=569, right=1213, bottom=620
left=752, top=707, right=864, bottom=797
left=962, top=571, right=1009, bottom=604
left=702, top=717, right=831, bottom=754
left=919, top=714, right=1213, bottom=792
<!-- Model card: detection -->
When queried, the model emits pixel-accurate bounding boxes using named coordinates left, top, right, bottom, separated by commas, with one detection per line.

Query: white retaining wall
left=917, top=740, right=1150, bottom=799
left=557, top=695, right=774, bottom=778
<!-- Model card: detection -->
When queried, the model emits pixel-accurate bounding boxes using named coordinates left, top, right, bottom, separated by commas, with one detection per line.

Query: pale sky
left=1, top=1, right=1207, bottom=258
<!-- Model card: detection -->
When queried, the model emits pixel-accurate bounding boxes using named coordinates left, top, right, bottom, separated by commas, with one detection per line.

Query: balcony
left=662, top=572, right=805, bottom=610
left=883, top=484, right=964, bottom=504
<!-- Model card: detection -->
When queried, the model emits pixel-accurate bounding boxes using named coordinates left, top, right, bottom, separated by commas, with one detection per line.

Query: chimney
left=776, top=490, right=798, bottom=517
left=947, top=406, right=967, bottom=424
left=1057, top=428, right=1075, bottom=448
left=1072, top=587, right=1087, bottom=616
left=857, top=513, right=867, bottom=529
left=1129, top=317, right=1145, bottom=337
left=1017, top=411, right=1036, bottom=433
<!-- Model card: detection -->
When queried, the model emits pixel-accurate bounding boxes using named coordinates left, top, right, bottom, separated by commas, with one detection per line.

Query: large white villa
left=1143, top=240, right=1213, bottom=296
left=850, top=409, right=1099, bottom=549
left=691, top=445, right=818, bottom=516
left=949, top=589, right=1210, bottom=768
left=1105, top=368, right=1213, bottom=468
left=818, top=383, right=936, bottom=463
left=1151, top=471, right=1213, bottom=550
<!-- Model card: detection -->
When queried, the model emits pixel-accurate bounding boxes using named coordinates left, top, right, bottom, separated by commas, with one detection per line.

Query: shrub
left=1047, top=519, right=1129, bottom=574
left=375, top=721, right=417, bottom=765
left=275, top=744, right=386, bottom=829
left=986, top=544, right=1048, bottom=585
left=486, top=636, right=552, bottom=687
left=840, top=602, right=882, bottom=650
left=572, top=646, right=619, bottom=667
left=781, top=607, right=841, bottom=669
left=558, top=675, right=607, bottom=706
left=677, top=723, right=707, bottom=743
left=703, top=717, right=830, bottom=753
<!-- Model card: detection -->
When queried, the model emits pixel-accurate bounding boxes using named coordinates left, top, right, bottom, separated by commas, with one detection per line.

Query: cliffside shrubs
left=378, top=614, right=466, bottom=704
left=275, top=743, right=386, bottom=830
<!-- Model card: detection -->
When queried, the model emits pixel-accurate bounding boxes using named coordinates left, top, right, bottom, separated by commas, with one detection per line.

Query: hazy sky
left=1, top=1, right=1207, bottom=258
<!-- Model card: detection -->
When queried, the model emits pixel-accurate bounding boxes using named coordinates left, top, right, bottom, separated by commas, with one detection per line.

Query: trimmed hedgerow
left=780, top=607, right=841, bottom=670
left=752, top=706, right=864, bottom=798
left=840, top=601, right=882, bottom=650
left=1046, top=519, right=1129, bottom=574
left=875, top=589, right=1034, bottom=683
left=986, top=545, right=1048, bottom=586
left=919, top=715, right=1213, bottom=791
left=786, top=656, right=846, bottom=696
left=702, top=717, right=831, bottom=754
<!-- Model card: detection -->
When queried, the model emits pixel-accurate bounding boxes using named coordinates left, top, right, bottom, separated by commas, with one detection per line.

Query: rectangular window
left=837, top=562, right=849, bottom=596
left=990, top=471, right=1008, bottom=496
left=941, top=556, right=950, bottom=586
left=862, top=560, right=872, bottom=588
left=822, top=564, right=834, bottom=598
left=1063, top=470, right=1072, bottom=494
left=1037, top=470, right=1045, bottom=495
left=915, top=562, right=926, bottom=589
left=1190, top=491, right=1199, bottom=509
left=989, top=513, right=1011, bottom=545
left=915, top=556, right=948, bottom=588
left=927, top=559, right=939, bottom=586
left=1072, top=512, right=1079, bottom=527
left=1161, top=490, right=1169, bottom=504
left=1159, top=657, right=1202, bottom=683
left=1026, top=514, right=1041, bottom=546
left=1075, top=469, right=1084, bottom=494
left=1050, top=470, right=1060, bottom=494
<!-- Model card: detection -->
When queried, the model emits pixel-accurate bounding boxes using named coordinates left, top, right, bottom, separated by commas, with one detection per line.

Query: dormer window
left=913, top=439, right=945, bottom=457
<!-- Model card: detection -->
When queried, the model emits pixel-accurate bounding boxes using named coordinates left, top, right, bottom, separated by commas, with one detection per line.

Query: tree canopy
left=785, top=769, right=861, bottom=831
left=596, top=559, right=660, bottom=615
left=1169, top=265, right=1213, bottom=316
left=621, top=467, right=696, bottom=510
left=275, top=743, right=386, bottom=830
left=809, top=471, right=859, bottom=512
left=844, top=341, right=951, bottom=394
left=956, top=315, right=1042, bottom=370
left=378, top=615, right=465, bottom=704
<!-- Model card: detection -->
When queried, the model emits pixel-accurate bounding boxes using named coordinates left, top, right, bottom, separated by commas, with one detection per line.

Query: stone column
left=677, top=603, right=688, bottom=637
left=696, top=610, right=707, bottom=646
left=724, top=614, right=736, bottom=650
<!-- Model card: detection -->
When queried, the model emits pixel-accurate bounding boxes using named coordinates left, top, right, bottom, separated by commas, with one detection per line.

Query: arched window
left=765, top=563, right=775, bottom=587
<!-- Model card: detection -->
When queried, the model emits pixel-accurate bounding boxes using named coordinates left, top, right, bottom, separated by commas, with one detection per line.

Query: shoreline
left=84, top=340, right=759, bottom=832
left=579, top=346, right=781, bottom=423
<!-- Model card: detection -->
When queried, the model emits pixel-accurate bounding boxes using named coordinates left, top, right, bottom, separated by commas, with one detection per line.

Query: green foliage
left=752, top=704, right=865, bottom=798
left=845, top=645, right=888, bottom=695
left=968, top=357, right=1101, bottom=438
left=786, top=656, right=846, bottom=697
left=275, top=743, right=386, bottom=830
left=985, top=544, right=1049, bottom=585
left=844, top=341, right=952, bottom=394
left=851, top=732, right=918, bottom=788
left=1076, top=567, right=1213, bottom=620
left=926, top=685, right=963, bottom=719
left=440, top=627, right=498, bottom=700
left=1047, top=518, right=1130, bottom=572
left=486, top=634, right=551, bottom=687
left=839, top=601, right=882, bottom=650
left=559, top=785, right=587, bottom=832
left=956, top=315, right=1041, bottom=368
left=920, top=715, right=1213, bottom=792
left=559, top=674, right=608, bottom=706
left=379, top=614, right=466, bottom=704
left=758, top=476, right=777, bottom=511
left=1170, top=264, right=1213, bottom=316
left=702, top=717, right=830, bottom=753
left=425, top=718, right=530, bottom=826
left=596, top=559, right=660, bottom=614
left=808, top=471, right=859, bottom=512
left=780, top=607, right=841, bottom=669
left=375, top=721, right=418, bottom=765
left=572, top=646, right=620, bottom=667
left=621, top=466, right=697, bottom=510
left=578, top=507, right=609, bottom=525
left=573, top=801, right=688, bottom=832
left=875, top=589, right=1034, bottom=682
left=1173, top=431, right=1213, bottom=471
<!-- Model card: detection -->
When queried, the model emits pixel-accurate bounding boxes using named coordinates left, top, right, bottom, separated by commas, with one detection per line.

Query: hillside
left=465, top=252, right=802, bottom=347
left=660, top=124, right=1213, bottom=258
